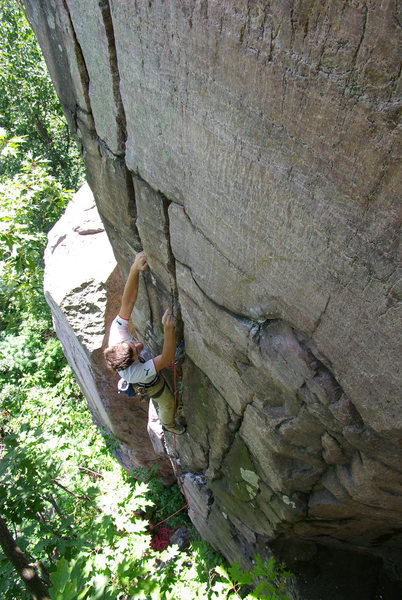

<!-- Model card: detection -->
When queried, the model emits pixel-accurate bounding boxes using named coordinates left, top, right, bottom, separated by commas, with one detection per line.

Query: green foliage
left=159, top=549, right=291, bottom=600
left=131, top=465, right=188, bottom=529
left=0, top=126, right=25, bottom=161
left=213, top=555, right=292, bottom=599
left=0, top=316, right=65, bottom=389
left=0, top=133, right=72, bottom=329
left=0, top=0, right=84, bottom=188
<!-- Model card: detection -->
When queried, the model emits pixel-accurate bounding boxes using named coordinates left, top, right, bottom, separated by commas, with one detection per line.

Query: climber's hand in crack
left=131, top=250, right=148, bottom=273
left=161, top=308, right=175, bottom=330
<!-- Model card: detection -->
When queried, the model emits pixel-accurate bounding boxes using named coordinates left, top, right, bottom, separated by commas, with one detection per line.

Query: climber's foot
left=163, top=423, right=186, bottom=435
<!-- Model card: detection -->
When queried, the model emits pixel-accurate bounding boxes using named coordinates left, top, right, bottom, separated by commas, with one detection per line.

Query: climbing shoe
left=163, top=423, right=186, bottom=435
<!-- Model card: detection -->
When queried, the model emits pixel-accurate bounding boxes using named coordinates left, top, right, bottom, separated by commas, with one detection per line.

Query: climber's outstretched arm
left=153, top=309, right=176, bottom=372
left=118, top=251, right=148, bottom=320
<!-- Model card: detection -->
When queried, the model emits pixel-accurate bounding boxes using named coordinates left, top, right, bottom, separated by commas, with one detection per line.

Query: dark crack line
left=312, top=294, right=331, bottom=335
left=180, top=258, right=256, bottom=326
left=176, top=202, right=252, bottom=280
left=61, top=0, right=91, bottom=115
left=213, top=397, right=253, bottom=483
left=350, top=2, right=368, bottom=71
left=100, top=0, right=128, bottom=155
left=96, top=212, right=139, bottom=256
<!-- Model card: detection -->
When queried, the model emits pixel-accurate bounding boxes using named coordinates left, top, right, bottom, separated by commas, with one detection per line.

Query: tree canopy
left=0, top=0, right=83, bottom=188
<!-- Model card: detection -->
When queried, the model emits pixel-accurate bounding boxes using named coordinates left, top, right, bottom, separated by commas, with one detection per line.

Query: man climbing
left=104, top=251, right=185, bottom=434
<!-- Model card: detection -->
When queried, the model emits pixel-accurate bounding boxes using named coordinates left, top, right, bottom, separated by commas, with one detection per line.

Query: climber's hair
left=104, top=343, right=134, bottom=372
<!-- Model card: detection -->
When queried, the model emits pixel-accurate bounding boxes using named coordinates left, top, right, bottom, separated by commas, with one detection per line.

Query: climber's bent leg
left=152, top=383, right=174, bottom=426
left=146, top=379, right=185, bottom=434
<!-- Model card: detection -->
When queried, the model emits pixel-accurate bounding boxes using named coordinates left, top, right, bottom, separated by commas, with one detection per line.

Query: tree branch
left=0, top=514, right=50, bottom=600
left=50, top=478, right=90, bottom=500
left=33, top=114, right=53, bottom=147
left=79, top=466, right=103, bottom=479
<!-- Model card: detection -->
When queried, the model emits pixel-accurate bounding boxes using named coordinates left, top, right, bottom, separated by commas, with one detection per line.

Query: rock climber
left=104, top=251, right=185, bottom=435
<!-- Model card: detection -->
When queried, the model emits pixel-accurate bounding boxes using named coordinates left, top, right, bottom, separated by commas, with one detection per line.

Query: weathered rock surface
left=44, top=183, right=172, bottom=477
left=27, top=0, right=402, bottom=594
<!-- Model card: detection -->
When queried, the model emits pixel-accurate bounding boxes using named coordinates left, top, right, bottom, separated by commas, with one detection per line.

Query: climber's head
left=104, top=339, right=143, bottom=372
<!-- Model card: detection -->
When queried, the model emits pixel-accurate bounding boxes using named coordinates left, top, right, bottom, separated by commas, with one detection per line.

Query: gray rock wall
left=25, top=0, right=401, bottom=583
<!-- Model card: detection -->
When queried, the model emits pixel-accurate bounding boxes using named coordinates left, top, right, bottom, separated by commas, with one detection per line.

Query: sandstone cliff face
left=26, top=0, right=401, bottom=580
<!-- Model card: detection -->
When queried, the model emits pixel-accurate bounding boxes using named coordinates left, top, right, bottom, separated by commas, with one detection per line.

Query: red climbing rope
left=173, top=364, right=183, bottom=485
left=170, top=362, right=189, bottom=500
left=149, top=504, right=188, bottom=530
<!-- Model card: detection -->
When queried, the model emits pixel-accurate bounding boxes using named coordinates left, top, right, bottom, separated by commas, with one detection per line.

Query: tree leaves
left=0, top=142, right=72, bottom=328
left=209, top=554, right=292, bottom=600
left=0, top=0, right=84, bottom=187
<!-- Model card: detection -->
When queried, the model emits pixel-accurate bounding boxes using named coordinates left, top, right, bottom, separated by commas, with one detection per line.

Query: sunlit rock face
left=44, top=183, right=172, bottom=477
left=30, top=0, right=401, bottom=591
